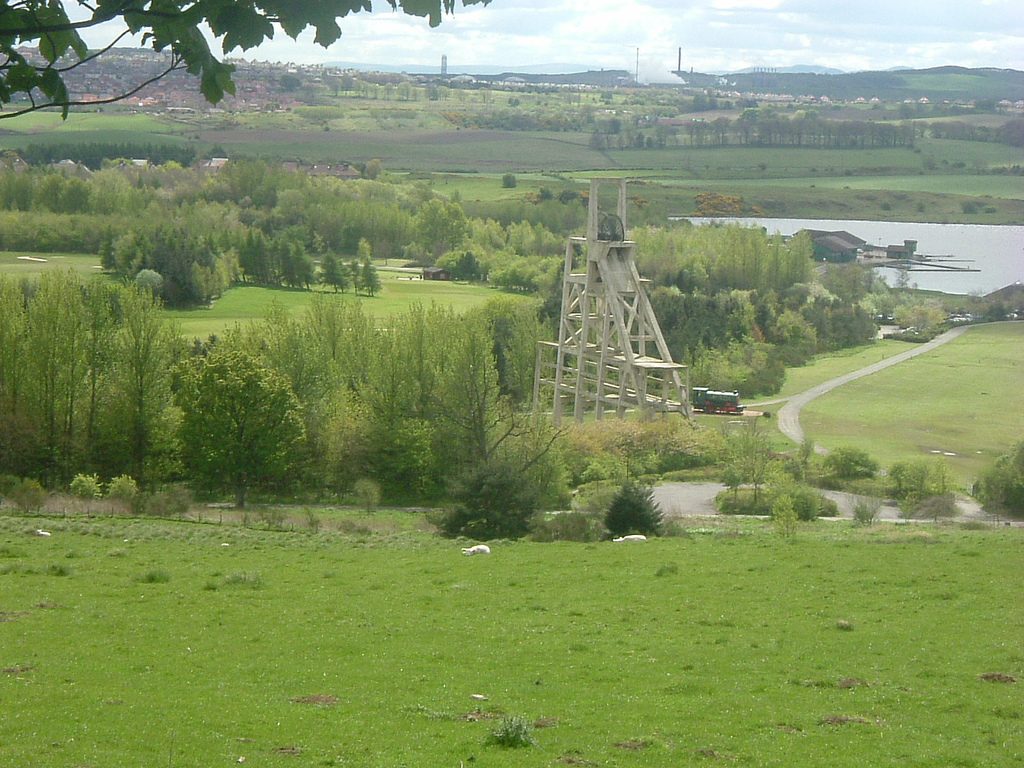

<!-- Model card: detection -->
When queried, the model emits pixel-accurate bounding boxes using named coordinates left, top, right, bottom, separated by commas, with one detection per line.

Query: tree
left=0, top=1, right=488, bottom=119
left=605, top=480, right=663, bottom=537
left=416, top=197, right=468, bottom=262
left=320, top=250, right=348, bottom=293
left=726, top=418, right=774, bottom=507
left=109, top=286, right=180, bottom=484
left=975, top=440, right=1024, bottom=520
left=177, top=347, right=304, bottom=507
left=822, top=446, right=879, bottom=480
left=361, top=259, right=381, bottom=296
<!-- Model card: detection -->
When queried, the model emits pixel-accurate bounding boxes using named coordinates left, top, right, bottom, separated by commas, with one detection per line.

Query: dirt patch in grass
left=838, top=677, right=870, bottom=689
left=533, top=716, right=559, bottom=728
left=819, top=715, right=871, bottom=726
left=614, top=739, right=650, bottom=750
left=274, top=746, right=302, bottom=756
left=461, top=708, right=501, bottom=722
left=0, top=610, right=29, bottom=622
left=556, top=753, right=596, bottom=766
left=3, top=663, right=33, bottom=675
left=775, top=723, right=803, bottom=734
left=289, top=694, right=338, bottom=706
left=696, top=747, right=736, bottom=760
left=979, top=672, right=1016, bottom=683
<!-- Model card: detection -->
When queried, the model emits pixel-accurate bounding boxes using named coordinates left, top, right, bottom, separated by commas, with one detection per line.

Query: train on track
left=692, top=387, right=745, bottom=415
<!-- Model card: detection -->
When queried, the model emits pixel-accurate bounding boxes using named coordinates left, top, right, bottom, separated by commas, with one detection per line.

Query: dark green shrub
left=823, top=447, right=879, bottom=480
left=605, top=481, right=663, bottom=537
left=501, top=173, right=517, bottom=189
left=440, top=460, right=541, bottom=540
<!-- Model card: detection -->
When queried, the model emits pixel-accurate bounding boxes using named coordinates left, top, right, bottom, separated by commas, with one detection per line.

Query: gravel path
left=776, top=325, right=971, bottom=450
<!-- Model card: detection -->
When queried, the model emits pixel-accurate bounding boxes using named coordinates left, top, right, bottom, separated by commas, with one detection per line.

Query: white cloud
left=70, top=0, right=1024, bottom=72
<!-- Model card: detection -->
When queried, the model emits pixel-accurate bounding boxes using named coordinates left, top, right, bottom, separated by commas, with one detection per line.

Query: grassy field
left=801, top=323, right=1024, bottom=481
left=164, top=273, right=513, bottom=339
left=0, top=251, right=103, bottom=276
left=770, top=341, right=909, bottom=399
left=0, top=512, right=1020, bottom=768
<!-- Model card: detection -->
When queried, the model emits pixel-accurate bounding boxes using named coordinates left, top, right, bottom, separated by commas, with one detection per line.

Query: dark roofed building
left=801, top=229, right=866, bottom=262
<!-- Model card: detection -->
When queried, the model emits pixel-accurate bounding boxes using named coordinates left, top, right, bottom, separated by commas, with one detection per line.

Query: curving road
left=775, top=325, right=971, bottom=450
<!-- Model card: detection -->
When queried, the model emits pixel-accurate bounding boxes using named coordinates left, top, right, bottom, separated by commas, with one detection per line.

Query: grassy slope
left=773, top=341, right=909, bottom=399
left=164, top=273, right=512, bottom=339
left=801, top=323, right=1024, bottom=480
left=0, top=252, right=102, bottom=276
left=0, top=515, right=1020, bottom=768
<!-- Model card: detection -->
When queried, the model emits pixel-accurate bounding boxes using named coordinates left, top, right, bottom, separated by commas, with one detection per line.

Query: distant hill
left=708, top=66, right=1024, bottom=101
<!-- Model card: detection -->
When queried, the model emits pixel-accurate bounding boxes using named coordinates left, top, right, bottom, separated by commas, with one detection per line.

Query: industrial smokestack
left=678, top=47, right=682, bottom=73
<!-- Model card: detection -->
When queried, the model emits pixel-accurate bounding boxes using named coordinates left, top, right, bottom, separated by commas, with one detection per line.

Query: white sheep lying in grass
left=612, top=534, right=647, bottom=542
left=461, top=544, right=491, bottom=556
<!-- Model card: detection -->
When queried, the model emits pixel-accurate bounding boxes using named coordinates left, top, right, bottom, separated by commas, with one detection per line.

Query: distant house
left=50, top=159, right=92, bottom=177
left=307, top=163, right=361, bottom=180
left=801, top=229, right=865, bottom=262
left=422, top=266, right=451, bottom=281
left=885, top=240, right=918, bottom=259
left=201, top=157, right=230, bottom=171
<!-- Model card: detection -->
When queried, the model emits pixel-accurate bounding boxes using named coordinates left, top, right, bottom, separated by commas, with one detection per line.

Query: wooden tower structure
left=533, top=179, right=689, bottom=424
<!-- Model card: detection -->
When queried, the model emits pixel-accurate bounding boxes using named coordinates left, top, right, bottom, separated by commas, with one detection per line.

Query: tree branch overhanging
left=0, top=0, right=489, bottom=119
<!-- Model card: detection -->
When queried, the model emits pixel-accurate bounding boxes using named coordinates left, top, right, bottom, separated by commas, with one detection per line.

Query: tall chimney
left=678, top=47, right=682, bottom=73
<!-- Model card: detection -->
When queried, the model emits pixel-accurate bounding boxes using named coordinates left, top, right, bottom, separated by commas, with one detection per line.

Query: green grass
left=164, top=273, right=513, bottom=338
left=0, top=251, right=103, bottom=276
left=772, top=341, right=909, bottom=399
left=0, top=513, right=1020, bottom=767
left=802, top=323, right=1024, bottom=481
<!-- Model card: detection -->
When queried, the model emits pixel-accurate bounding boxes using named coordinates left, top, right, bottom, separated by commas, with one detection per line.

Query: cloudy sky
left=85, top=0, right=1024, bottom=79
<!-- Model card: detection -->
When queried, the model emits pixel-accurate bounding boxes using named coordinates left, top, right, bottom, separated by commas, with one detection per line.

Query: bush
left=106, top=475, right=139, bottom=502
left=10, top=478, right=47, bottom=513
left=501, top=173, right=517, bottom=189
left=715, top=488, right=771, bottom=516
left=353, top=478, right=381, bottom=512
left=304, top=509, right=321, bottom=533
left=0, top=473, right=20, bottom=499
left=440, top=460, right=541, bottom=540
left=144, top=485, right=191, bottom=518
left=772, top=494, right=798, bottom=538
left=605, top=481, right=663, bottom=537
left=789, top=485, right=824, bottom=521
left=823, top=447, right=878, bottom=480
left=912, top=493, right=959, bottom=522
left=852, top=496, right=882, bottom=526
left=69, top=473, right=102, bottom=500
left=530, top=511, right=604, bottom=542
left=488, top=715, right=535, bottom=748
left=257, top=507, right=287, bottom=529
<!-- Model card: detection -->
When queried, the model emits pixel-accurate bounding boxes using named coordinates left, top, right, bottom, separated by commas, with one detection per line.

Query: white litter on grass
left=221, top=543, right=230, bottom=547
left=34, top=529, right=51, bottom=537
left=613, top=534, right=647, bottom=542
left=943, top=452, right=957, bottom=456
left=17, top=255, right=47, bottom=263
left=461, top=544, right=490, bottom=556
left=470, top=693, right=488, bottom=701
